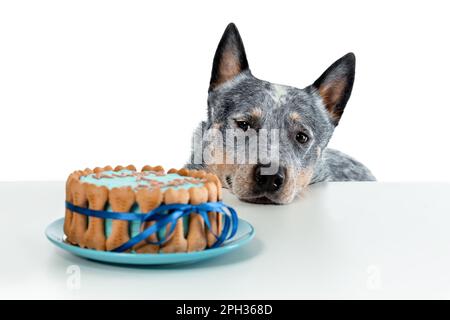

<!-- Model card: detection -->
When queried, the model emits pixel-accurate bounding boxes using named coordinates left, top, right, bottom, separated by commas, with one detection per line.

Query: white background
left=1, top=0, right=449, bottom=181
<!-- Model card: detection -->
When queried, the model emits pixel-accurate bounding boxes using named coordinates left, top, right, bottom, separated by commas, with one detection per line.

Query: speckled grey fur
left=187, top=23, right=375, bottom=204
left=310, top=148, right=375, bottom=183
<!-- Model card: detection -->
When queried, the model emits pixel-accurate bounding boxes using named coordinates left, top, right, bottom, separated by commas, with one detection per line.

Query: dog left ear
left=209, top=23, right=250, bottom=92
left=311, top=53, right=355, bottom=126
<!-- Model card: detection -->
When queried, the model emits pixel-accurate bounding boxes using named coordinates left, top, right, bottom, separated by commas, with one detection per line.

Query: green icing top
left=80, top=169, right=204, bottom=191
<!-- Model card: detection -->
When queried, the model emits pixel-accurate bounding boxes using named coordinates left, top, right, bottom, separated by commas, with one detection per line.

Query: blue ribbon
left=65, top=201, right=239, bottom=253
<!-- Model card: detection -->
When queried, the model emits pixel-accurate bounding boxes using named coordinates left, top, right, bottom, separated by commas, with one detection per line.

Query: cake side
left=64, top=165, right=223, bottom=253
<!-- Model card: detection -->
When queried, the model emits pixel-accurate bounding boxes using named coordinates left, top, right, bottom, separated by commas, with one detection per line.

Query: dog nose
left=254, top=164, right=285, bottom=192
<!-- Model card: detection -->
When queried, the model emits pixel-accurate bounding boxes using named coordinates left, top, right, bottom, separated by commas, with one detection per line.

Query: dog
left=187, top=23, right=375, bottom=204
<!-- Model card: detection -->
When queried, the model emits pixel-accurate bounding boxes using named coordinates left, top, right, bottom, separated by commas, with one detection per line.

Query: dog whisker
left=225, top=176, right=233, bottom=188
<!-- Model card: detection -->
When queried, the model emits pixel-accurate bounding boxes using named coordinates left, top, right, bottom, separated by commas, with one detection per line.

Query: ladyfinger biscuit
left=204, top=181, right=219, bottom=247
left=126, top=164, right=136, bottom=171
left=187, top=187, right=208, bottom=252
left=83, top=184, right=109, bottom=251
left=105, top=187, right=135, bottom=251
left=160, top=188, right=189, bottom=253
left=167, top=168, right=178, bottom=174
left=93, top=167, right=104, bottom=174
left=64, top=174, right=75, bottom=238
left=190, top=170, right=207, bottom=179
left=141, top=165, right=153, bottom=172
left=114, top=165, right=125, bottom=172
left=177, top=168, right=190, bottom=176
left=205, top=173, right=222, bottom=200
left=134, top=188, right=163, bottom=253
left=205, top=173, right=223, bottom=240
left=152, top=165, right=164, bottom=173
left=68, top=179, right=88, bottom=247
left=103, top=165, right=113, bottom=171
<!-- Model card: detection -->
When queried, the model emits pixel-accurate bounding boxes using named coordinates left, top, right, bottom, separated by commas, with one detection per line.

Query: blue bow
left=65, top=201, right=239, bottom=252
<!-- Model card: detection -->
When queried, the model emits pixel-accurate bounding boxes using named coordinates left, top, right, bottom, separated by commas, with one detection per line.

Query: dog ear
left=311, top=53, right=355, bottom=126
left=209, top=23, right=249, bottom=91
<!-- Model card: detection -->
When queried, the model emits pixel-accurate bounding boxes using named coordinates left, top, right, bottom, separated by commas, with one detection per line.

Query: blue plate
left=45, top=218, right=255, bottom=265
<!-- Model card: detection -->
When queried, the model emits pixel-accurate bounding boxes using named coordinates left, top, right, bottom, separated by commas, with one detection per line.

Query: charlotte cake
left=64, top=165, right=224, bottom=253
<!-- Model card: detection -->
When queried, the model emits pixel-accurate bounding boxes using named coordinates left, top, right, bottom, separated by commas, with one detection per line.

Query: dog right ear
left=310, top=53, right=356, bottom=126
left=209, top=23, right=250, bottom=92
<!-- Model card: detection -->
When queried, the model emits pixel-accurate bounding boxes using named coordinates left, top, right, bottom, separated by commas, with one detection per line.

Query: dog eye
left=235, top=120, right=251, bottom=132
left=296, top=132, right=309, bottom=144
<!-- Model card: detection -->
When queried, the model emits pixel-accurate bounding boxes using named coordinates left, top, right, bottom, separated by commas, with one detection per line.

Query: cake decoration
left=64, top=165, right=238, bottom=253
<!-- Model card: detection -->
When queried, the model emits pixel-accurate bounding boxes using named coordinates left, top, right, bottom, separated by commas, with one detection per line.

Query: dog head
left=199, top=23, right=355, bottom=204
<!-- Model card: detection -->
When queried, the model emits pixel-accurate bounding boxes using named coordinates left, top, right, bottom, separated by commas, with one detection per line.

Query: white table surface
left=1, top=181, right=450, bottom=299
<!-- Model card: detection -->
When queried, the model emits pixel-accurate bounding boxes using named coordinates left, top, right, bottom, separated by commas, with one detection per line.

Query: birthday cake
left=64, top=165, right=237, bottom=253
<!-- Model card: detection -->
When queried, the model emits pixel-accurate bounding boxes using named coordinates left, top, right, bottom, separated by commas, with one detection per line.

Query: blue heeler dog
left=188, top=23, right=375, bottom=204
